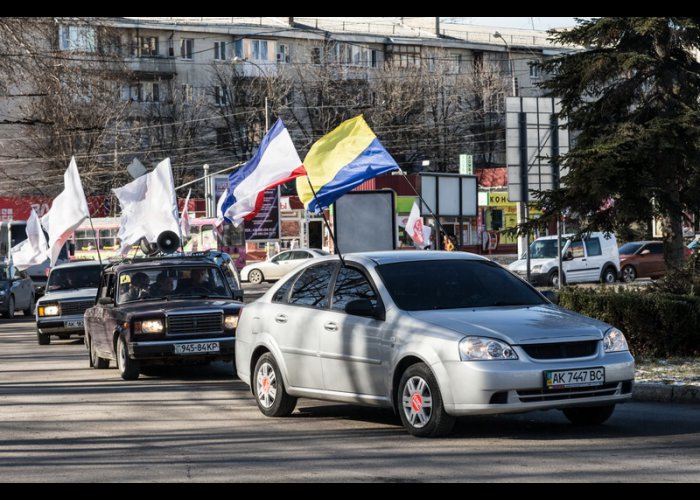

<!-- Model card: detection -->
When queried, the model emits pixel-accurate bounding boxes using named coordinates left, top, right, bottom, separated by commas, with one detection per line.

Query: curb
left=633, top=383, right=700, bottom=404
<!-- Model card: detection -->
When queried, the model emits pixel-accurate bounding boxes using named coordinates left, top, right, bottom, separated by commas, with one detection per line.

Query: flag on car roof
left=405, top=200, right=425, bottom=247
left=112, top=158, right=181, bottom=255
left=11, top=208, right=48, bottom=270
left=296, top=115, right=400, bottom=213
left=220, top=118, right=305, bottom=226
left=180, top=188, right=192, bottom=239
left=40, top=157, right=90, bottom=266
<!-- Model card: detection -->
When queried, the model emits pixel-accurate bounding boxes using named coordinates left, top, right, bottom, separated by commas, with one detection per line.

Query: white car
left=236, top=251, right=635, bottom=437
left=240, top=248, right=328, bottom=284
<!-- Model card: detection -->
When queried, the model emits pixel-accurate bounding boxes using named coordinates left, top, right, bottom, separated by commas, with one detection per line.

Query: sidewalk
left=633, top=383, right=700, bottom=404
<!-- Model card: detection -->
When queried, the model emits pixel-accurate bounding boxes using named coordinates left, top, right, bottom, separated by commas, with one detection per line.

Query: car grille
left=521, top=340, right=599, bottom=360
left=60, top=300, right=94, bottom=316
left=167, top=313, right=223, bottom=335
left=516, top=383, right=620, bottom=403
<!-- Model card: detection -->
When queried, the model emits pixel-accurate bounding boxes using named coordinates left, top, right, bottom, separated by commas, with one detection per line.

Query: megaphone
left=156, top=230, right=180, bottom=254
left=139, top=238, right=159, bottom=256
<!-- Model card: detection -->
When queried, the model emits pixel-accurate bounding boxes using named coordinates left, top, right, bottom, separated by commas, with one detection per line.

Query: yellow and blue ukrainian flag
left=297, top=115, right=399, bottom=213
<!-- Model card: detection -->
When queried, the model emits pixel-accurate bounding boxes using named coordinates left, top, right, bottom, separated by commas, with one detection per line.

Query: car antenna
left=304, top=177, right=345, bottom=267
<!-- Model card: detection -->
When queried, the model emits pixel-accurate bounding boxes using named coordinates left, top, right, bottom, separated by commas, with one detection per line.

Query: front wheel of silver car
left=562, top=404, right=616, bottom=425
left=117, top=335, right=139, bottom=380
left=398, top=363, right=455, bottom=438
left=254, top=353, right=296, bottom=417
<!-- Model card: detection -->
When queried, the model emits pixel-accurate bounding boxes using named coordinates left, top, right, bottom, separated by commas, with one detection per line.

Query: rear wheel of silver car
left=117, top=334, right=139, bottom=380
left=562, top=404, right=616, bottom=425
left=621, top=265, right=637, bottom=283
left=398, top=364, right=455, bottom=438
left=37, top=329, right=50, bottom=346
left=89, top=335, right=109, bottom=369
left=254, top=353, right=297, bottom=417
left=248, top=269, right=264, bottom=285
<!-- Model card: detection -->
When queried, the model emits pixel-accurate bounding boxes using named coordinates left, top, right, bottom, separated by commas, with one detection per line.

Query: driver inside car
left=176, top=268, right=210, bottom=294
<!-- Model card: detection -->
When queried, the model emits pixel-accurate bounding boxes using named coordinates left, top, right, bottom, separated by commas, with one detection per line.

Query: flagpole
left=397, top=170, right=451, bottom=250
left=86, top=214, right=103, bottom=266
left=305, top=176, right=345, bottom=267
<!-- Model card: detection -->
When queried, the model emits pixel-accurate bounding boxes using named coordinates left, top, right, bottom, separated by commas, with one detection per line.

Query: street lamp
left=493, top=32, right=517, bottom=97
left=232, top=56, right=270, bottom=132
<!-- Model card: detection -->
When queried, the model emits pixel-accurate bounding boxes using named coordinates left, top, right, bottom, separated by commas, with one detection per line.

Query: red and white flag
left=180, top=188, right=192, bottom=239
left=405, top=200, right=424, bottom=246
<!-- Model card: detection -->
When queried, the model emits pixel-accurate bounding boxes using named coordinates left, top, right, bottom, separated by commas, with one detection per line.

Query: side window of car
left=272, top=270, right=301, bottom=304
left=291, top=251, right=311, bottom=260
left=569, top=240, right=585, bottom=259
left=584, top=237, right=602, bottom=257
left=649, top=243, right=664, bottom=254
left=331, top=267, right=378, bottom=312
left=288, top=263, right=336, bottom=308
left=272, top=252, right=291, bottom=263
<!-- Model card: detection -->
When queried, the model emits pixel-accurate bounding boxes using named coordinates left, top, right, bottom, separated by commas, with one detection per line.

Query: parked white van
left=508, top=232, right=620, bottom=287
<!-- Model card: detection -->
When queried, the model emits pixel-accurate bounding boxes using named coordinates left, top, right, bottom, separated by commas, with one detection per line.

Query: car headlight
left=531, top=265, right=542, bottom=273
left=603, top=328, right=629, bottom=353
left=224, top=314, right=239, bottom=330
left=0, top=290, right=5, bottom=297
left=134, top=319, right=164, bottom=334
left=459, top=336, right=518, bottom=361
left=38, top=304, right=60, bottom=316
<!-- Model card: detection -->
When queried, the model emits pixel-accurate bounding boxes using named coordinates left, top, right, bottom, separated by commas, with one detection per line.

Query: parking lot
left=1, top=310, right=700, bottom=482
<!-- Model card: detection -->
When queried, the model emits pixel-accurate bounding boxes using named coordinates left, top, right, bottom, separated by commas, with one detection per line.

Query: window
left=214, top=41, right=227, bottom=61
left=530, top=61, right=541, bottom=79
left=311, top=47, right=322, bottom=65
left=251, top=39, right=269, bottom=61
left=133, top=36, right=158, bottom=57
left=272, top=271, right=301, bottom=303
left=473, top=51, right=483, bottom=73
left=331, top=267, right=377, bottom=311
left=271, top=251, right=293, bottom=263
left=234, top=39, right=244, bottom=59
left=59, top=25, right=97, bottom=52
left=99, top=228, right=119, bottom=250
left=214, top=85, right=228, bottom=106
left=288, top=263, right=336, bottom=307
left=371, top=49, right=378, bottom=68
left=277, top=43, right=290, bottom=63
left=387, top=44, right=421, bottom=68
left=74, top=229, right=96, bottom=251
left=568, top=240, right=585, bottom=259
left=648, top=243, right=664, bottom=254
left=216, top=128, right=232, bottom=150
left=290, top=251, right=311, bottom=260
left=584, top=238, right=602, bottom=257
left=180, top=39, right=194, bottom=59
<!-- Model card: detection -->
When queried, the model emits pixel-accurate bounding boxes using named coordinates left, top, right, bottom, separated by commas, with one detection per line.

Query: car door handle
left=275, top=314, right=287, bottom=324
left=581, top=258, right=587, bottom=261
left=324, top=322, right=338, bottom=332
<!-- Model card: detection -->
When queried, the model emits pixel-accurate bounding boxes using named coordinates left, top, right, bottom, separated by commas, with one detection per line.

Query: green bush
left=558, top=287, right=700, bottom=358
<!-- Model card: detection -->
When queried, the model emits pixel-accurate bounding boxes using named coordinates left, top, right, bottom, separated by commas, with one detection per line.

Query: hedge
left=557, top=287, right=700, bottom=358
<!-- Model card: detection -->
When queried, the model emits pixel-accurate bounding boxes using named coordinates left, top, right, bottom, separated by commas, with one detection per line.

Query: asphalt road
left=1, top=313, right=700, bottom=482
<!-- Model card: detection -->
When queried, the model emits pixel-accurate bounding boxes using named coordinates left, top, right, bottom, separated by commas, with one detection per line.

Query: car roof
left=51, top=260, right=105, bottom=269
left=335, top=250, right=490, bottom=266
left=106, top=257, right=217, bottom=273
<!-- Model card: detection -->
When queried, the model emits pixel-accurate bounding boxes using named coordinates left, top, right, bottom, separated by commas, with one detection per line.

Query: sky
left=447, top=17, right=590, bottom=31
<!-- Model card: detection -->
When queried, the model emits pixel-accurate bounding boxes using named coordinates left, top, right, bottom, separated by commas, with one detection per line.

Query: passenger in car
left=149, top=271, right=174, bottom=297
left=124, top=272, right=151, bottom=301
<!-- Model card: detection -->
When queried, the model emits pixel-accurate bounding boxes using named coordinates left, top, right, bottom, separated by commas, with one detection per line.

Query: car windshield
left=117, top=265, right=230, bottom=304
left=47, top=266, right=102, bottom=291
left=619, top=242, right=644, bottom=255
left=526, top=239, right=565, bottom=259
left=377, top=259, right=547, bottom=311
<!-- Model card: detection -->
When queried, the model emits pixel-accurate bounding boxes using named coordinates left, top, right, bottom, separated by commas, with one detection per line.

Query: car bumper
left=437, top=351, right=635, bottom=416
left=130, top=336, right=235, bottom=360
left=36, top=314, right=86, bottom=335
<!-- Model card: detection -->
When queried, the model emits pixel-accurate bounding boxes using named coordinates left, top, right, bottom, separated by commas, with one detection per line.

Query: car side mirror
left=97, top=297, right=113, bottom=306
left=541, top=290, right=559, bottom=305
left=345, top=299, right=384, bottom=320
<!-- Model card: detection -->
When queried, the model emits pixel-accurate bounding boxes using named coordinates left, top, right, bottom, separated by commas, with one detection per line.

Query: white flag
left=41, top=157, right=90, bottom=266
left=180, top=188, right=192, bottom=239
left=405, top=200, right=425, bottom=246
left=112, top=158, right=181, bottom=255
left=11, top=208, right=48, bottom=270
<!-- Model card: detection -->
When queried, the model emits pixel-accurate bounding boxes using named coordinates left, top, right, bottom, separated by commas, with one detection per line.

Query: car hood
left=38, top=288, right=98, bottom=303
left=407, top=305, right=609, bottom=344
left=116, top=298, right=242, bottom=315
left=508, top=258, right=556, bottom=271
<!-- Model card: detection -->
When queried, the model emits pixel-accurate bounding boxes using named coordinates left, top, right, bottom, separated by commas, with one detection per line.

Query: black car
left=0, top=262, right=35, bottom=318
left=84, top=256, right=242, bottom=380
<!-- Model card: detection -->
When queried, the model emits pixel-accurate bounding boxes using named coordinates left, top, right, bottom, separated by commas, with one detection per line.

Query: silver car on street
left=236, top=251, right=635, bottom=437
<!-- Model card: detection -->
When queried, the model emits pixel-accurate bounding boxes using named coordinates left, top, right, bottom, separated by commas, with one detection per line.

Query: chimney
left=288, top=17, right=295, bottom=27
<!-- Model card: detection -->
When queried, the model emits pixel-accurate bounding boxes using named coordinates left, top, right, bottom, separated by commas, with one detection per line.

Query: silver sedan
left=235, top=251, right=635, bottom=437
